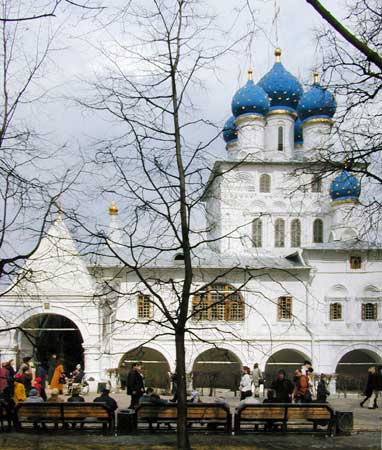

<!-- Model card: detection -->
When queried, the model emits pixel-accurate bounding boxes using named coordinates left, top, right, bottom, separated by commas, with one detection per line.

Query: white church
left=0, top=48, right=381, bottom=393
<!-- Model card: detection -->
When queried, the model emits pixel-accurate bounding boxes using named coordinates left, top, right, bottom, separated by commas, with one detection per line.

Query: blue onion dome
left=294, top=118, right=303, bottom=145
left=231, top=69, right=270, bottom=118
left=297, top=71, right=336, bottom=123
left=223, top=116, right=238, bottom=143
left=258, top=48, right=304, bottom=113
left=330, top=170, right=361, bottom=203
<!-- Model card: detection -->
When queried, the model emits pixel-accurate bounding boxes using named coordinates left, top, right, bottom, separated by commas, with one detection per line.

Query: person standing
left=119, top=363, right=128, bottom=391
left=0, top=362, right=9, bottom=392
left=18, top=357, right=32, bottom=393
left=293, top=369, right=311, bottom=403
left=13, top=373, right=26, bottom=404
left=47, top=354, right=57, bottom=386
left=316, top=374, right=330, bottom=403
left=252, top=363, right=262, bottom=398
left=239, top=366, right=252, bottom=401
left=5, top=360, right=15, bottom=396
left=50, top=359, right=66, bottom=394
left=270, top=370, right=294, bottom=403
left=374, top=365, right=382, bottom=408
left=36, top=362, right=48, bottom=401
left=127, top=362, right=145, bottom=408
left=360, top=366, right=377, bottom=409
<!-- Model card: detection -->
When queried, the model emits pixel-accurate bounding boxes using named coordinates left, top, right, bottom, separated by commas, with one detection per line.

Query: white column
left=265, top=112, right=295, bottom=158
left=235, top=114, right=265, bottom=156
left=302, top=119, right=332, bottom=156
left=83, top=343, right=103, bottom=391
left=330, top=202, right=360, bottom=241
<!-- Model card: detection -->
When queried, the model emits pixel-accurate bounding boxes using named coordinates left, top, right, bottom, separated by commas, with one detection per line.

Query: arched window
left=274, top=218, right=285, bottom=248
left=277, top=296, right=292, bottom=320
left=252, top=218, right=262, bottom=248
left=311, top=175, right=322, bottom=193
left=362, top=303, right=378, bottom=321
left=313, top=218, right=324, bottom=243
left=290, top=219, right=301, bottom=247
left=278, top=126, right=283, bottom=151
left=330, top=303, right=343, bottom=320
left=192, top=284, right=244, bottom=321
left=259, top=174, right=271, bottom=193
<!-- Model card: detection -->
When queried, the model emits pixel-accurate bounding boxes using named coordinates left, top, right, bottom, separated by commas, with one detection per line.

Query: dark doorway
left=192, top=348, right=241, bottom=393
left=336, top=349, right=381, bottom=391
left=264, top=349, right=308, bottom=387
left=120, top=347, right=170, bottom=390
left=18, top=314, right=84, bottom=373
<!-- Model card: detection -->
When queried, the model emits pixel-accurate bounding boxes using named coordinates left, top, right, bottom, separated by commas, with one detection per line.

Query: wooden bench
left=234, top=403, right=335, bottom=435
left=15, top=402, right=114, bottom=433
left=136, top=403, right=232, bottom=433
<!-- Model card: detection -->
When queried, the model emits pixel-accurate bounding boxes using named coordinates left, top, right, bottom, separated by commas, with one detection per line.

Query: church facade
left=0, top=49, right=381, bottom=392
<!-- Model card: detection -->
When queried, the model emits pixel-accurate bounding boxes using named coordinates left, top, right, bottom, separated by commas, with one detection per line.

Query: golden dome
left=275, top=47, right=281, bottom=62
left=109, top=201, right=119, bottom=216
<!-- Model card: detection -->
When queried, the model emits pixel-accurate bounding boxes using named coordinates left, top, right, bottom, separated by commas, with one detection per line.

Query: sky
left=10, top=0, right=347, bottom=229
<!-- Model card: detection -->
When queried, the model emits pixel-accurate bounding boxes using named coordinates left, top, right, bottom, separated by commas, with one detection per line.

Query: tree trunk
left=176, top=329, right=190, bottom=450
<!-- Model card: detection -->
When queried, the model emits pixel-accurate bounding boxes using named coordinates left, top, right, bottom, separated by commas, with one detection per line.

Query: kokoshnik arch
left=0, top=49, right=381, bottom=392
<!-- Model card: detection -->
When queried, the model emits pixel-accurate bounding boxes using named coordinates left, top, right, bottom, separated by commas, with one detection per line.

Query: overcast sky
left=15, top=0, right=347, bottom=227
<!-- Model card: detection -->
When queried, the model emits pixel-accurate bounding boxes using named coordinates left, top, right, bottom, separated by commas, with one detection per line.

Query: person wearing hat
left=239, top=366, right=252, bottom=401
left=25, top=388, right=43, bottom=403
left=13, top=373, right=26, bottom=404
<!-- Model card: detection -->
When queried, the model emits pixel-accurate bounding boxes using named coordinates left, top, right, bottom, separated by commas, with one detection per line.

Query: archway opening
left=192, top=348, right=241, bottom=394
left=119, top=347, right=170, bottom=391
left=336, top=349, right=382, bottom=391
left=264, top=349, right=309, bottom=387
left=17, top=313, right=84, bottom=373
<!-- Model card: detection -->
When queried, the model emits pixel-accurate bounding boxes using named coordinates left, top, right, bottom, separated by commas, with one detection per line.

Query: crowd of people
left=237, top=361, right=330, bottom=407
left=1, top=355, right=381, bottom=431
left=0, top=354, right=118, bottom=429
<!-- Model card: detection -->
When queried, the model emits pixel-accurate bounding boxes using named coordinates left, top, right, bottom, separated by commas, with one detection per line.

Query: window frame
left=259, top=174, right=271, bottom=193
left=277, top=126, right=284, bottom=151
left=137, top=294, right=153, bottom=320
left=290, top=218, right=301, bottom=248
left=313, top=218, right=324, bottom=243
left=192, top=284, right=245, bottom=322
left=252, top=218, right=263, bottom=248
left=274, top=218, right=285, bottom=248
left=329, top=302, right=343, bottom=321
left=362, top=302, right=378, bottom=321
left=277, top=296, right=292, bottom=320
left=350, top=255, right=362, bottom=270
left=311, top=175, right=322, bottom=193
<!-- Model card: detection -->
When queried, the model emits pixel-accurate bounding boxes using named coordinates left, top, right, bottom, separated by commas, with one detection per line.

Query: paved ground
left=1, top=391, right=381, bottom=449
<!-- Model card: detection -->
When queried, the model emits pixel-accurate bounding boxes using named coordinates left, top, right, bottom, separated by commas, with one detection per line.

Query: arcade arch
left=264, top=349, right=309, bottom=387
left=192, top=348, right=242, bottom=394
left=119, top=347, right=171, bottom=390
left=335, top=349, right=382, bottom=391
left=16, top=313, right=84, bottom=373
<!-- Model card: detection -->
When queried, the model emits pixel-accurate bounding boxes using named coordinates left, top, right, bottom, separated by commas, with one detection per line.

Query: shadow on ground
left=1, top=431, right=381, bottom=450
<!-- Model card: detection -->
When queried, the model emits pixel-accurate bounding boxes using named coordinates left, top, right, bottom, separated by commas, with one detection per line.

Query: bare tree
left=300, top=0, right=382, bottom=238
left=0, top=0, right=82, bottom=336
left=72, top=1, right=260, bottom=447
left=0, top=0, right=105, bottom=22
